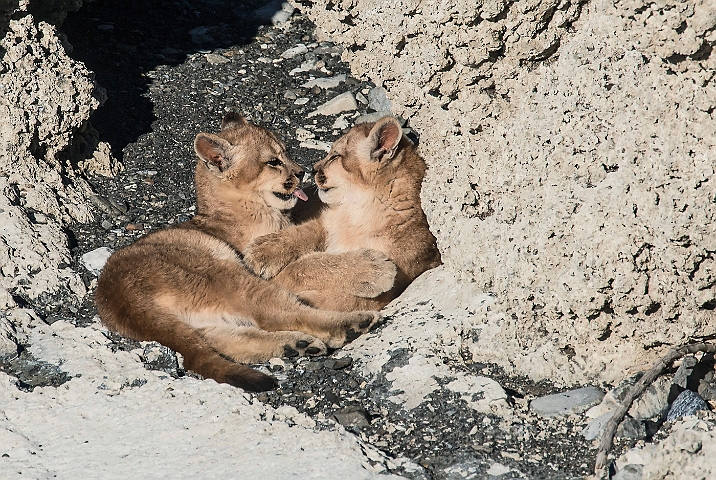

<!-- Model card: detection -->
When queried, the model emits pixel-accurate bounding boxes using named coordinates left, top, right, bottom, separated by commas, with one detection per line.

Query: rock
left=530, top=386, right=604, bottom=417
left=281, top=43, right=308, bottom=59
left=205, top=53, right=230, bottom=65
left=299, top=139, right=332, bottom=152
left=355, top=92, right=368, bottom=105
left=0, top=314, right=19, bottom=361
left=486, top=462, right=511, bottom=476
left=332, top=115, right=350, bottom=130
left=582, top=410, right=613, bottom=441
left=253, top=0, right=295, bottom=26
left=188, top=26, right=213, bottom=44
left=307, top=92, right=358, bottom=118
left=300, top=0, right=716, bottom=391
left=301, top=74, right=346, bottom=89
left=294, top=97, right=309, bottom=105
left=666, top=390, right=709, bottom=422
left=283, top=90, right=297, bottom=100
left=367, top=87, right=392, bottom=112
left=295, top=128, right=315, bottom=141
left=325, top=356, right=353, bottom=370
left=143, top=343, right=181, bottom=378
left=80, top=247, right=114, bottom=276
left=333, top=406, right=371, bottom=428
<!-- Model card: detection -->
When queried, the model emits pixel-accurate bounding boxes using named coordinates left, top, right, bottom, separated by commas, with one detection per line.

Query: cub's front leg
left=243, top=218, right=326, bottom=278
left=273, top=249, right=397, bottom=299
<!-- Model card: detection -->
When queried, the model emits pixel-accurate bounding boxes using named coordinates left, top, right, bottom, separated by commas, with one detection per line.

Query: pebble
left=666, top=389, right=709, bottom=421
left=281, top=43, right=308, bottom=59
left=80, top=247, right=114, bottom=276
left=333, top=406, right=371, bottom=428
left=332, top=115, right=350, bottom=130
left=205, top=53, right=230, bottom=65
left=355, top=91, right=368, bottom=105
left=301, top=74, right=346, bottom=89
left=368, top=86, right=392, bottom=112
left=294, top=97, right=309, bottom=105
left=253, top=0, right=295, bottom=26
left=325, top=356, right=353, bottom=370
left=295, top=128, right=315, bottom=141
left=530, top=386, right=605, bottom=417
left=299, top=139, right=332, bottom=152
left=307, top=91, right=358, bottom=118
left=283, top=90, right=298, bottom=100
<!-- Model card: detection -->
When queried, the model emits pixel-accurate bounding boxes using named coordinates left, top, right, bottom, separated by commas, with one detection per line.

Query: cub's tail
left=97, top=304, right=277, bottom=392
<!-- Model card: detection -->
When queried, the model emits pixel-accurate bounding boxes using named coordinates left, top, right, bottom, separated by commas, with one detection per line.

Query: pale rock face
left=0, top=14, right=102, bottom=305
left=295, top=0, right=716, bottom=385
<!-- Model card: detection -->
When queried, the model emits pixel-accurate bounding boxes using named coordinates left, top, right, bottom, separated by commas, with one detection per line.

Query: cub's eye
left=267, top=158, right=283, bottom=167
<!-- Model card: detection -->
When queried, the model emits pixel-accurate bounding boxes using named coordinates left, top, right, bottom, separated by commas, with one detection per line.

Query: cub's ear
left=194, top=133, right=234, bottom=174
left=367, top=117, right=403, bottom=162
left=221, top=111, right=248, bottom=131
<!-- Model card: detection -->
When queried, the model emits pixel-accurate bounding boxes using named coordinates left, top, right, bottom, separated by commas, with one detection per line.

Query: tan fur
left=243, top=117, right=442, bottom=311
left=95, top=114, right=380, bottom=392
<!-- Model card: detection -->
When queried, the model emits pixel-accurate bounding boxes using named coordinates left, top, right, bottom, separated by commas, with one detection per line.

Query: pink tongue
left=293, top=189, right=308, bottom=201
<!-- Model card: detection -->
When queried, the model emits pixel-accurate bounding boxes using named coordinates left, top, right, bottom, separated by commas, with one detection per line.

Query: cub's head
left=194, top=112, right=306, bottom=211
left=313, top=116, right=419, bottom=206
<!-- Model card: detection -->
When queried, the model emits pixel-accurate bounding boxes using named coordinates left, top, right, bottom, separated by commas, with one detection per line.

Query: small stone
left=295, top=128, right=315, bottom=141
left=616, top=416, right=646, bottom=439
left=205, top=53, right=229, bottom=65
left=289, top=59, right=317, bottom=75
left=81, top=247, right=114, bottom=276
left=253, top=0, right=295, bottom=25
left=530, top=386, right=605, bottom=417
left=368, top=86, right=392, bottom=112
left=486, top=463, right=511, bottom=476
left=281, top=43, right=308, bottom=59
left=333, top=406, right=370, bottom=428
left=325, top=356, right=353, bottom=370
left=310, top=85, right=321, bottom=95
left=299, top=139, right=332, bottom=152
left=101, top=219, right=112, bottom=230
left=283, top=90, right=297, bottom=100
left=355, top=92, right=368, bottom=105
left=332, top=115, right=350, bottom=130
left=307, top=92, right=358, bottom=118
left=294, top=98, right=309, bottom=105
left=666, top=389, right=709, bottom=421
left=301, top=74, right=346, bottom=89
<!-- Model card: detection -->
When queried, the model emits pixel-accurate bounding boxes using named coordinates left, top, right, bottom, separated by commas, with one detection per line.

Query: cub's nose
left=294, top=170, right=305, bottom=181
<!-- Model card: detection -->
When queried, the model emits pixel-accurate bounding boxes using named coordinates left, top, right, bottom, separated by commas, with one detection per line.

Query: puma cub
left=243, top=116, right=442, bottom=311
left=95, top=113, right=380, bottom=392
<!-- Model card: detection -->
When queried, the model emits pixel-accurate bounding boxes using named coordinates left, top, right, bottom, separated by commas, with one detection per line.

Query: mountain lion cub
left=95, top=113, right=380, bottom=392
left=243, top=116, right=442, bottom=311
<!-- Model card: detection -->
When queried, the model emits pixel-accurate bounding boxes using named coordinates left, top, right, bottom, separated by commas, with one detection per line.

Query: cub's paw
left=345, top=249, right=397, bottom=298
left=282, top=334, right=327, bottom=358
left=324, top=311, right=381, bottom=348
left=243, top=236, right=291, bottom=279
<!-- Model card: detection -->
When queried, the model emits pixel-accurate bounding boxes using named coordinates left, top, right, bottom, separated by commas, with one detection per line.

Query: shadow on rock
left=61, top=0, right=275, bottom=160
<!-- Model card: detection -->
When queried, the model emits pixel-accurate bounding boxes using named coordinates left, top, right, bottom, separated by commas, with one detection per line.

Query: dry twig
left=591, top=342, right=716, bottom=479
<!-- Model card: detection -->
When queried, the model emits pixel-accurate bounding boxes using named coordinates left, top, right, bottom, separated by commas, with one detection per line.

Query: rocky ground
left=2, top=1, right=715, bottom=479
